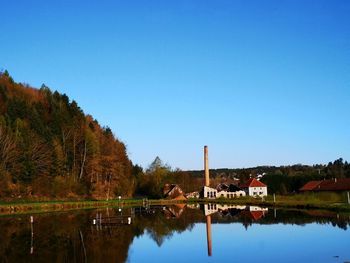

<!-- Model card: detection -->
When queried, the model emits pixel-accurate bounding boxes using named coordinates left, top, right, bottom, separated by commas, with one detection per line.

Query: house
left=201, top=186, right=218, bottom=199
left=240, top=178, right=268, bottom=197
left=200, top=146, right=255, bottom=199
left=299, top=178, right=350, bottom=192
left=201, top=183, right=246, bottom=199
left=163, top=184, right=187, bottom=200
left=299, top=180, right=323, bottom=191
left=216, top=183, right=246, bottom=198
left=185, top=191, right=200, bottom=199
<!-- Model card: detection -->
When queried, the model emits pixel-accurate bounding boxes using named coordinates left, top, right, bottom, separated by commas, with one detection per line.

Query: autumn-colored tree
left=0, top=70, right=134, bottom=200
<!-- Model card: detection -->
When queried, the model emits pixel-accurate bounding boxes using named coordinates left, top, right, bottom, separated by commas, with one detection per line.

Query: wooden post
left=30, top=216, right=34, bottom=254
left=204, top=146, right=209, bottom=187
left=273, top=194, right=276, bottom=203
left=347, top=192, right=350, bottom=204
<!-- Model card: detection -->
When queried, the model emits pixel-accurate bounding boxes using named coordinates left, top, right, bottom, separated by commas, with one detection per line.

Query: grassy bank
left=190, top=192, right=350, bottom=212
left=0, top=198, right=184, bottom=215
left=1, top=192, right=349, bottom=215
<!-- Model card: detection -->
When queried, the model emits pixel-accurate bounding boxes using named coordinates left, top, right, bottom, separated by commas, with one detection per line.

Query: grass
left=189, top=192, right=350, bottom=212
left=0, top=192, right=349, bottom=215
left=0, top=198, right=185, bottom=215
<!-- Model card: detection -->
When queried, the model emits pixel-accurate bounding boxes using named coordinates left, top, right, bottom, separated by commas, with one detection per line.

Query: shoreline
left=1, top=195, right=350, bottom=216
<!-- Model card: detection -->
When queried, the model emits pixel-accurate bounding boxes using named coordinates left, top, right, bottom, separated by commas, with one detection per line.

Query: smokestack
left=204, top=146, right=209, bottom=187
left=206, top=215, right=212, bottom=256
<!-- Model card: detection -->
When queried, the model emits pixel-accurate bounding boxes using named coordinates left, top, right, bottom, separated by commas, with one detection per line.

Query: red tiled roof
left=299, top=180, right=322, bottom=191
left=319, top=178, right=350, bottom=191
left=240, top=178, right=267, bottom=188
left=300, top=178, right=350, bottom=192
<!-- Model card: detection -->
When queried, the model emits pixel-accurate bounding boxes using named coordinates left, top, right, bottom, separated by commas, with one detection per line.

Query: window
left=207, top=192, right=210, bottom=198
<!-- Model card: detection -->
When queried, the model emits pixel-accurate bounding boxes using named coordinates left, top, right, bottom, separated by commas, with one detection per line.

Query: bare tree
left=0, top=127, right=17, bottom=172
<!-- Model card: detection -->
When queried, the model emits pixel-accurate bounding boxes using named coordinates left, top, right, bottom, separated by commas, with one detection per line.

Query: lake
left=0, top=204, right=349, bottom=263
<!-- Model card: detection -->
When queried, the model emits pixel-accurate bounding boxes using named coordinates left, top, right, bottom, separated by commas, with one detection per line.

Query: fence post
left=347, top=192, right=350, bottom=205
left=273, top=194, right=276, bottom=203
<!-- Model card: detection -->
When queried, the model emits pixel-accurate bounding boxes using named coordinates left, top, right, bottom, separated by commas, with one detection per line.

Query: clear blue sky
left=1, top=0, right=349, bottom=170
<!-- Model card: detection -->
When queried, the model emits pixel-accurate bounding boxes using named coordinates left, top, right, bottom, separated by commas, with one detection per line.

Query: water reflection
left=201, top=204, right=269, bottom=257
left=0, top=204, right=349, bottom=262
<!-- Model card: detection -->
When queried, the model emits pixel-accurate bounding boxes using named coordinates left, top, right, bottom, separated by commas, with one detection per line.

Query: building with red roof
left=240, top=178, right=268, bottom=197
left=299, top=178, right=350, bottom=192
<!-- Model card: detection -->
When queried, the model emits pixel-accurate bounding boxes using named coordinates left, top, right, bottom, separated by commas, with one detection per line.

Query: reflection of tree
left=0, top=206, right=349, bottom=262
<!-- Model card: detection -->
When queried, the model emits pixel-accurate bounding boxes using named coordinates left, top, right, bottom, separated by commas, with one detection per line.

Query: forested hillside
left=0, top=70, right=133, bottom=200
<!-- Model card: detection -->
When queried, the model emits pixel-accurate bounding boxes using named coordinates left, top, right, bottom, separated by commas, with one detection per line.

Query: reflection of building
left=240, top=206, right=268, bottom=221
left=202, top=204, right=268, bottom=257
left=163, top=204, right=186, bottom=219
left=203, top=203, right=248, bottom=216
left=202, top=203, right=268, bottom=218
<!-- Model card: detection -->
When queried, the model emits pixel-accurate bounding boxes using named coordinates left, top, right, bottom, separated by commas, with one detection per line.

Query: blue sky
left=1, top=0, right=349, bottom=170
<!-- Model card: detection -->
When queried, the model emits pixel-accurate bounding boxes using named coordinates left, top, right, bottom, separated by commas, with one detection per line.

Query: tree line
left=187, top=158, right=350, bottom=194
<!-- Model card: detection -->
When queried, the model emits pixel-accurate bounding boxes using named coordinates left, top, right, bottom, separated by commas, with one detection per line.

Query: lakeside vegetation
left=1, top=191, right=350, bottom=216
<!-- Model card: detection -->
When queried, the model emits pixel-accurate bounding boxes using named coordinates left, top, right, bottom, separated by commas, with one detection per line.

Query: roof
left=228, top=184, right=242, bottom=192
left=216, top=183, right=242, bottom=192
left=240, top=178, right=267, bottom=188
left=163, top=184, right=185, bottom=199
left=300, top=178, right=350, bottom=192
left=299, top=181, right=322, bottom=191
left=216, top=183, right=229, bottom=192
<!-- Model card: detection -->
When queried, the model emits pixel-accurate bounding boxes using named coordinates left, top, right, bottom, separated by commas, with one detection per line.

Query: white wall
left=248, top=187, right=267, bottom=197
left=203, top=186, right=217, bottom=199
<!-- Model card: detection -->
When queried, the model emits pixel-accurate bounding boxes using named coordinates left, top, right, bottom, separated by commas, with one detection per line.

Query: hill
left=0, top=70, right=133, bottom=200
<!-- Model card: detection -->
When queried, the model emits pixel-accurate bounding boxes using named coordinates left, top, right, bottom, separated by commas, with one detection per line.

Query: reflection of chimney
left=206, top=215, right=212, bottom=257
left=204, top=146, right=209, bottom=187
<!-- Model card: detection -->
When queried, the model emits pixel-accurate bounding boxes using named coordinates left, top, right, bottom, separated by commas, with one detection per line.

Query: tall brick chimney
left=204, top=145, right=209, bottom=187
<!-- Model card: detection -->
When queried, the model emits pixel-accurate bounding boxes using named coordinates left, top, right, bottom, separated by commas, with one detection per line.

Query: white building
left=202, top=186, right=217, bottom=199
left=240, top=178, right=268, bottom=197
left=216, top=183, right=246, bottom=198
left=202, top=184, right=246, bottom=199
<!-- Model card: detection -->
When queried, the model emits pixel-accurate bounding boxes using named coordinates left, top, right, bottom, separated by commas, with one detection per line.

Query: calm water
left=0, top=204, right=349, bottom=263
